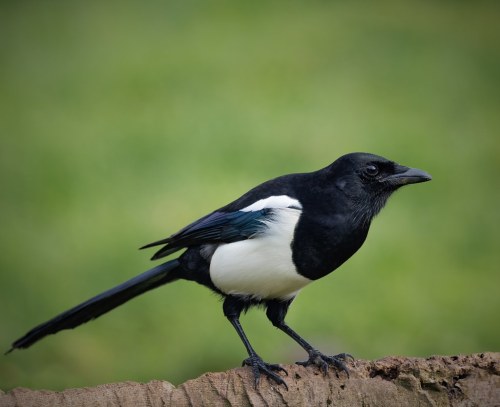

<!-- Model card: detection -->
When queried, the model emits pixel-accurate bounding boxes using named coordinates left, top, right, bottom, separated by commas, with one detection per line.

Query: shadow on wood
left=2, top=353, right=499, bottom=406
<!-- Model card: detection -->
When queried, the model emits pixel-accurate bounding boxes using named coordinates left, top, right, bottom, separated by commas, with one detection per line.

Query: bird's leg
left=266, top=299, right=352, bottom=377
left=223, top=296, right=287, bottom=388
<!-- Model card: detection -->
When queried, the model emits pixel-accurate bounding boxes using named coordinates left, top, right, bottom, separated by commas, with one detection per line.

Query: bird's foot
left=242, top=355, right=288, bottom=389
left=296, top=350, right=353, bottom=377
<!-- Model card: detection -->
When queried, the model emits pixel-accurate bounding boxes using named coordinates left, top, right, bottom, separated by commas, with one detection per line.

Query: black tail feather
left=7, top=259, right=180, bottom=353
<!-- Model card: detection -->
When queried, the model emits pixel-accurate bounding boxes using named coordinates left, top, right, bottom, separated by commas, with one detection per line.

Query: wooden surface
left=2, top=353, right=499, bottom=406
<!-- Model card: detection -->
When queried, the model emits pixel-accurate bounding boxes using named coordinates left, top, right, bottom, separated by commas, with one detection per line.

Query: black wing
left=141, top=208, right=272, bottom=260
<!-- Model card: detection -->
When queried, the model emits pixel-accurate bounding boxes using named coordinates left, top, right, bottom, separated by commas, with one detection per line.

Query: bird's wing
left=141, top=195, right=303, bottom=261
left=141, top=208, right=273, bottom=260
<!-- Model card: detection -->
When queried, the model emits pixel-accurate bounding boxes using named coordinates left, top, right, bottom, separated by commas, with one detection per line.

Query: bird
left=7, top=152, right=431, bottom=388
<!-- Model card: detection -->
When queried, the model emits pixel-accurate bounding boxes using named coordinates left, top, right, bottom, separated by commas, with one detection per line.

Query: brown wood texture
left=2, top=353, right=499, bottom=406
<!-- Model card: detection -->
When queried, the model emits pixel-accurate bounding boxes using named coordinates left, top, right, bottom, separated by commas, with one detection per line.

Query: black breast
left=291, top=212, right=369, bottom=280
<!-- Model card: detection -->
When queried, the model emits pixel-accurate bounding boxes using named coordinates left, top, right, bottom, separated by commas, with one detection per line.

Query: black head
left=329, top=152, right=432, bottom=224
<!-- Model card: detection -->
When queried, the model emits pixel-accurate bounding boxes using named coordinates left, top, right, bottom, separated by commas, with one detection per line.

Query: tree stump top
left=2, top=352, right=499, bottom=406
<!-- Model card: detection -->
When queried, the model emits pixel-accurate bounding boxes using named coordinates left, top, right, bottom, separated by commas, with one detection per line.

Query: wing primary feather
left=139, top=237, right=172, bottom=250
left=144, top=208, right=273, bottom=261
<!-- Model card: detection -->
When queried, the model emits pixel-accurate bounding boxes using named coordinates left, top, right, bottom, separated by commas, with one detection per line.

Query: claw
left=335, top=352, right=355, bottom=362
left=242, top=356, right=288, bottom=389
left=297, top=350, right=352, bottom=378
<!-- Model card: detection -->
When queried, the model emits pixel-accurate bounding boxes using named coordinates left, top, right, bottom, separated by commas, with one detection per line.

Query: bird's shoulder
left=142, top=172, right=312, bottom=260
left=219, top=172, right=308, bottom=212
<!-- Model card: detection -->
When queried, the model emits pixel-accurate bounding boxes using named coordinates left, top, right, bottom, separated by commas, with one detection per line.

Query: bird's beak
left=384, top=166, right=432, bottom=186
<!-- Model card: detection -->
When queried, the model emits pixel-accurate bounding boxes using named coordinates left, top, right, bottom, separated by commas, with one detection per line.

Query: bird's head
left=329, top=152, right=432, bottom=225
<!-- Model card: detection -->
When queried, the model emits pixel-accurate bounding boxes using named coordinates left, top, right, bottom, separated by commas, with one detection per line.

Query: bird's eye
left=365, top=164, right=379, bottom=177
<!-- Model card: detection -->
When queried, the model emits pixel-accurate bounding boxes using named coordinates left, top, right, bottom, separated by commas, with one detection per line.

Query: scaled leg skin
left=223, top=296, right=288, bottom=388
left=266, top=299, right=352, bottom=376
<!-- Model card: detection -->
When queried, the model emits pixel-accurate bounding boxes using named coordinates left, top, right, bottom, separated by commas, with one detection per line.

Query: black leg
left=266, top=299, right=352, bottom=377
left=223, top=296, right=287, bottom=388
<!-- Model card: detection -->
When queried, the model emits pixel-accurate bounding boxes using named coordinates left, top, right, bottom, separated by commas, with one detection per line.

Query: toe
left=265, top=370, right=288, bottom=389
left=335, top=352, right=354, bottom=362
left=296, top=350, right=351, bottom=377
left=268, top=363, right=288, bottom=375
left=244, top=356, right=288, bottom=388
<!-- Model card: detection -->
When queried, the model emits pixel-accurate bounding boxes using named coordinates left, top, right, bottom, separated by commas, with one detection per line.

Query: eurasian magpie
left=7, top=152, right=431, bottom=387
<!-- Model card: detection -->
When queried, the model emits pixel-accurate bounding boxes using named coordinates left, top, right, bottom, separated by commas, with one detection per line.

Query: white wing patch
left=241, top=195, right=302, bottom=212
left=209, top=206, right=311, bottom=301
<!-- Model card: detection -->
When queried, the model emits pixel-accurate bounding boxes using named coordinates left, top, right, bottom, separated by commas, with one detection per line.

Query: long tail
left=6, top=259, right=181, bottom=353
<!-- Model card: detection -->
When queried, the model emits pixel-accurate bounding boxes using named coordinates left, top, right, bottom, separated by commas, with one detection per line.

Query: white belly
left=209, top=208, right=311, bottom=300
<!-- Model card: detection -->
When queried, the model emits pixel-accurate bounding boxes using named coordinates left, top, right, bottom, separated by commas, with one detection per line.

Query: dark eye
left=365, top=164, right=379, bottom=177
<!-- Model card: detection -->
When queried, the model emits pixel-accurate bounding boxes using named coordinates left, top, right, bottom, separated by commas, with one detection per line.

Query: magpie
left=7, top=152, right=431, bottom=387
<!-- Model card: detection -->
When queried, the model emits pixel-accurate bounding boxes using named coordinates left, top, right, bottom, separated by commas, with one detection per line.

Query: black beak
left=385, top=166, right=432, bottom=186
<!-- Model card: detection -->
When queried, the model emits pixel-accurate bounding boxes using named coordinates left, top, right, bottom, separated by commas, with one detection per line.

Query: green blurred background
left=1, top=0, right=499, bottom=391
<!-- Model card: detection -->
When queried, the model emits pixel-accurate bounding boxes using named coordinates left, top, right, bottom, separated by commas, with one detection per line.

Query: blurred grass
left=1, top=0, right=499, bottom=391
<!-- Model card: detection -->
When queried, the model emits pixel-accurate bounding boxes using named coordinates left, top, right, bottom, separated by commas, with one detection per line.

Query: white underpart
left=210, top=196, right=311, bottom=300
left=241, top=195, right=302, bottom=212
